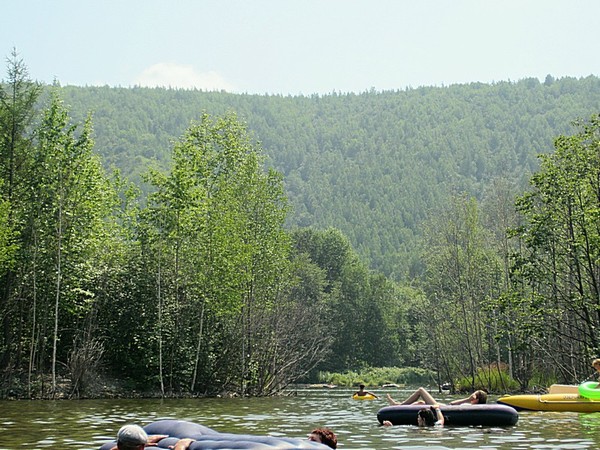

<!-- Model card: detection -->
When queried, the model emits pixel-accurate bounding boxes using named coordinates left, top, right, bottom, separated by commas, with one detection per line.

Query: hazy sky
left=3, top=0, right=599, bottom=95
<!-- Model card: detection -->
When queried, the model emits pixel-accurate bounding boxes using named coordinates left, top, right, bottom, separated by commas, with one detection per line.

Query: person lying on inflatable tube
left=386, top=386, right=487, bottom=408
left=109, top=425, right=191, bottom=450
left=104, top=422, right=337, bottom=449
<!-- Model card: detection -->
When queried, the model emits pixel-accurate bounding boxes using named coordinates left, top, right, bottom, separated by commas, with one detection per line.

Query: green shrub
left=454, top=364, right=520, bottom=393
left=317, top=367, right=436, bottom=387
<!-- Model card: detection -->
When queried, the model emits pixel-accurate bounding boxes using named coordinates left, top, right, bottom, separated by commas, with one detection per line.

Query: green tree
left=481, top=178, right=537, bottom=389
left=0, top=50, right=42, bottom=387
left=29, top=90, right=115, bottom=395
left=141, top=113, right=304, bottom=395
left=420, top=194, right=503, bottom=389
left=291, top=227, right=410, bottom=371
left=0, top=49, right=41, bottom=208
left=511, top=114, right=600, bottom=383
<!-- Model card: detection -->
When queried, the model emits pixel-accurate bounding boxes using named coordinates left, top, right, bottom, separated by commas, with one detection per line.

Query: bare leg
left=400, top=387, right=437, bottom=405
left=386, top=393, right=400, bottom=405
left=399, top=388, right=422, bottom=405
left=416, top=387, right=437, bottom=405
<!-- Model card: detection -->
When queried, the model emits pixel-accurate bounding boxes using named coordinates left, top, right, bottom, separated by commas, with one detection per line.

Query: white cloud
left=134, top=62, right=235, bottom=91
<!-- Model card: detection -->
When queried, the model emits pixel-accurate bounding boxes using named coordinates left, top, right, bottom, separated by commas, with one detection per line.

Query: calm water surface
left=0, top=388, right=599, bottom=449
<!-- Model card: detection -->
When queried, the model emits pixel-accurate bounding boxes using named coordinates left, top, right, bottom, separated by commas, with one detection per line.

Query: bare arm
left=147, top=434, right=169, bottom=445
left=449, top=395, right=472, bottom=405
left=171, top=438, right=195, bottom=450
left=449, top=391, right=483, bottom=405
left=433, top=406, right=444, bottom=426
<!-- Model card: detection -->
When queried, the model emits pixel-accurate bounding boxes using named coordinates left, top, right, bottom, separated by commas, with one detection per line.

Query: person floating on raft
left=386, top=386, right=487, bottom=407
left=103, top=421, right=337, bottom=449
left=353, top=384, right=379, bottom=399
left=383, top=387, right=488, bottom=427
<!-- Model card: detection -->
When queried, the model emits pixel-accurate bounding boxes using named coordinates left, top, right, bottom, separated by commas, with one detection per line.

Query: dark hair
left=474, top=390, right=488, bottom=404
left=310, top=428, right=337, bottom=449
left=417, top=407, right=437, bottom=426
left=359, top=384, right=365, bottom=389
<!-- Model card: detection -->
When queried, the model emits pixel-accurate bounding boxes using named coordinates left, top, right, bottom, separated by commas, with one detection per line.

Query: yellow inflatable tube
left=352, top=393, right=376, bottom=400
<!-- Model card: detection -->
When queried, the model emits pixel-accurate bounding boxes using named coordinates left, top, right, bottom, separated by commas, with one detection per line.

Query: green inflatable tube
left=578, top=381, right=600, bottom=399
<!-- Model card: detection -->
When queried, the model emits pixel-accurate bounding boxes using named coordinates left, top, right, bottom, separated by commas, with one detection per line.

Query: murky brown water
left=0, top=388, right=599, bottom=449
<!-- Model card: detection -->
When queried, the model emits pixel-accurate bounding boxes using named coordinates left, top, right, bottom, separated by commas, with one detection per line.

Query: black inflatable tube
left=100, top=419, right=331, bottom=449
left=377, top=404, right=519, bottom=427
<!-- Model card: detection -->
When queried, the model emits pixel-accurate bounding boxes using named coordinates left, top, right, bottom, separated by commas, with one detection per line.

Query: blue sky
left=3, top=0, right=600, bottom=95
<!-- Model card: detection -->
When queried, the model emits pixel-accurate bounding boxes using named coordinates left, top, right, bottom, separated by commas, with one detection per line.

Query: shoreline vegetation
left=4, top=365, right=551, bottom=400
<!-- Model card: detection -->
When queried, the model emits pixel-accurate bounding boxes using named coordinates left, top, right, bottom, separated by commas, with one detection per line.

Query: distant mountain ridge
left=59, top=75, right=600, bottom=279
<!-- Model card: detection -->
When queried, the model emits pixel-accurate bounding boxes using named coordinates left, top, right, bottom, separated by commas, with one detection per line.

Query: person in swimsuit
left=354, top=384, right=379, bottom=399
left=386, top=386, right=487, bottom=406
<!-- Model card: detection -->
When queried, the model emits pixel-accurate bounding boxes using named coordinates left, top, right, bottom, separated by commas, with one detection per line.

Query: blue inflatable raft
left=99, top=419, right=331, bottom=449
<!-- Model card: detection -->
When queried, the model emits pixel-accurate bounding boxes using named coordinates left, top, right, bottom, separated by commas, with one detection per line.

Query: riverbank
left=1, top=374, right=209, bottom=400
left=2, top=371, right=539, bottom=400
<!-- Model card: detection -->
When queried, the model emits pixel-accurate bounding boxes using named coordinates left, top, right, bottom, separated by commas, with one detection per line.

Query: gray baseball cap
left=117, top=424, right=148, bottom=445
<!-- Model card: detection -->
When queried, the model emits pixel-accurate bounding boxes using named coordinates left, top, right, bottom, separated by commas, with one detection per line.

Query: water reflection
left=1, top=389, right=600, bottom=449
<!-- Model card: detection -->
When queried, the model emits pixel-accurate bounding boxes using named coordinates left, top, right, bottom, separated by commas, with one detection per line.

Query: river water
left=1, top=387, right=599, bottom=449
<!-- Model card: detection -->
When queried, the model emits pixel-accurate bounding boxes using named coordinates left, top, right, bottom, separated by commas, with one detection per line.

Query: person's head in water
left=417, top=407, right=437, bottom=427
left=308, top=427, right=337, bottom=448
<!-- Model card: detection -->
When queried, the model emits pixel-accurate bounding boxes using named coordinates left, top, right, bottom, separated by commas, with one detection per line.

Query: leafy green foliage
left=291, top=228, right=412, bottom=372
left=509, top=114, right=600, bottom=384
left=29, top=90, right=117, bottom=394
left=0, top=189, right=17, bottom=275
left=454, top=364, right=520, bottom=393
left=417, top=195, right=504, bottom=388
left=0, top=50, right=43, bottom=384
left=318, top=366, right=436, bottom=387
left=125, top=112, right=324, bottom=395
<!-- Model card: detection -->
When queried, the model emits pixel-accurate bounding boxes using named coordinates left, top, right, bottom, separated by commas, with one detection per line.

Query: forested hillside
left=4, top=51, right=600, bottom=398
left=60, top=76, right=600, bottom=279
